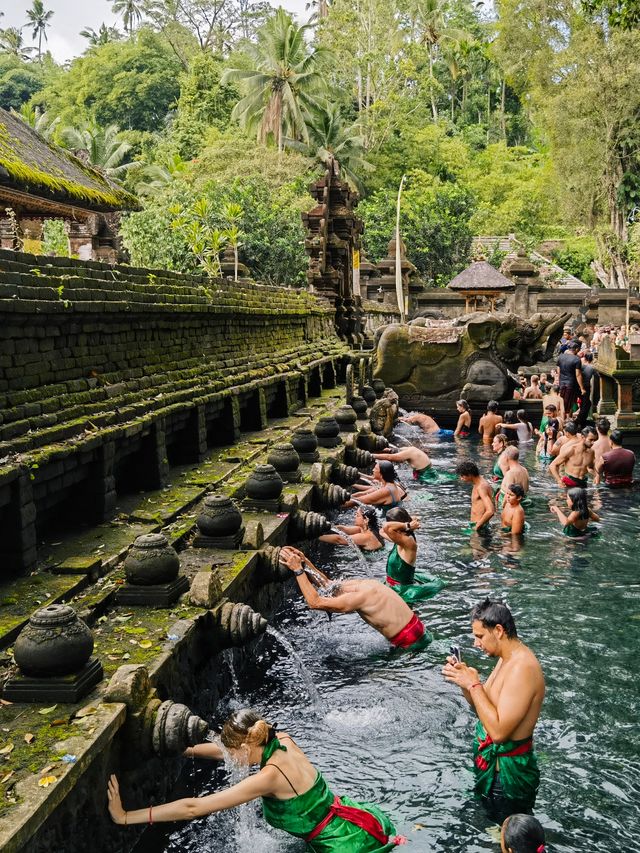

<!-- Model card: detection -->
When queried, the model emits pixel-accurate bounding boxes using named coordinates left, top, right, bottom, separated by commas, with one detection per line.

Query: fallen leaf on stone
left=413, top=824, right=426, bottom=831
left=107, top=654, right=120, bottom=661
left=40, top=764, right=54, bottom=774
left=38, top=775, right=57, bottom=788
left=114, top=614, right=133, bottom=622
left=38, top=705, right=57, bottom=715
left=122, top=653, right=130, bottom=660
left=0, top=699, right=13, bottom=706
left=74, top=706, right=97, bottom=718
left=124, top=626, right=146, bottom=635
left=0, top=743, right=14, bottom=755
left=138, top=639, right=153, bottom=649
left=24, top=733, right=35, bottom=744
left=1, top=771, right=13, bottom=783
left=50, top=718, right=68, bottom=727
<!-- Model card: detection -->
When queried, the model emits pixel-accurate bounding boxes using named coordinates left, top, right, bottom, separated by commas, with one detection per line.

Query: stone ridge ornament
left=124, top=533, right=180, bottom=586
left=291, top=428, right=319, bottom=462
left=243, top=464, right=284, bottom=512
left=350, top=395, right=369, bottom=419
left=267, top=442, right=302, bottom=483
left=371, top=378, right=386, bottom=398
left=361, top=385, right=377, bottom=407
left=314, top=417, right=342, bottom=448
left=335, top=405, right=358, bottom=433
left=195, top=495, right=245, bottom=549
left=152, top=700, right=209, bottom=757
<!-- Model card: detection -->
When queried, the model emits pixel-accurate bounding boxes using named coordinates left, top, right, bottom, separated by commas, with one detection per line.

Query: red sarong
left=386, top=576, right=399, bottom=587
left=389, top=613, right=425, bottom=648
left=475, top=731, right=533, bottom=771
left=561, top=473, right=587, bottom=488
left=605, top=474, right=633, bottom=487
left=305, top=795, right=389, bottom=846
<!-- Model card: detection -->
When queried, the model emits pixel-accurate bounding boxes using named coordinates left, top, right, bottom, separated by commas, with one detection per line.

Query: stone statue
left=369, top=388, right=399, bottom=436
left=373, top=310, right=570, bottom=403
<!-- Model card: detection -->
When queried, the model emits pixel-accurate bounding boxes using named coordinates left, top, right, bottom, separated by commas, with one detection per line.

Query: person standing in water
left=456, top=461, right=495, bottom=534
left=398, top=412, right=441, bottom=434
left=496, top=447, right=530, bottom=509
left=373, top=445, right=456, bottom=485
left=479, top=401, right=503, bottom=445
left=591, top=418, right=612, bottom=473
left=279, top=546, right=431, bottom=650
left=492, top=434, right=510, bottom=483
left=454, top=399, right=472, bottom=437
left=596, top=428, right=635, bottom=488
left=501, top=484, right=526, bottom=535
left=345, top=461, right=407, bottom=512
left=381, top=507, right=445, bottom=603
left=549, top=426, right=596, bottom=488
left=442, top=599, right=545, bottom=822
left=550, top=487, right=600, bottom=537
left=319, top=506, right=384, bottom=552
left=107, top=709, right=404, bottom=851
left=501, top=814, right=547, bottom=853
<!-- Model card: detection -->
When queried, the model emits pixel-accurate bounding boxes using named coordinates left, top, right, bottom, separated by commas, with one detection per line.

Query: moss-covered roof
left=447, top=260, right=514, bottom=291
left=0, top=108, right=138, bottom=212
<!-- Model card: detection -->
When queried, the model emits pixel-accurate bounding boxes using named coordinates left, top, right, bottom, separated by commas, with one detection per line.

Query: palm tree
left=13, top=104, right=60, bottom=140
left=0, top=27, right=37, bottom=60
left=111, top=0, right=145, bottom=35
left=25, top=0, right=54, bottom=62
left=58, top=123, right=134, bottom=179
left=135, top=153, right=187, bottom=196
left=222, top=9, right=329, bottom=152
left=80, top=23, right=122, bottom=46
left=285, top=104, right=373, bottom=194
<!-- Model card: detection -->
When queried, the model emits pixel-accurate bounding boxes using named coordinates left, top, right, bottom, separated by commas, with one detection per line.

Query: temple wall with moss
left=0, top=249, right=348, bottom=575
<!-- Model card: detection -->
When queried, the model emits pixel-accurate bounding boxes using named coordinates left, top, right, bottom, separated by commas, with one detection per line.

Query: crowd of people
left=106, top=336, right=636, bottom=853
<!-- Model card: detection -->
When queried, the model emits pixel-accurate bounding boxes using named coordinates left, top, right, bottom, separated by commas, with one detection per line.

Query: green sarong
left=261, top=739, right=399, bottom=851
left=473, top=721, right=539, bottom=809
left=386, top=544, right=445, bottom=604
left=413, top=466, right=457, bottom=485
left=563, top=523, right=599, bottom=538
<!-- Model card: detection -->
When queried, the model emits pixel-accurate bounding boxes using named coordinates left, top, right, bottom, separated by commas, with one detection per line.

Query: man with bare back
left=496, top=447, right=529, bottom=509
left=443, top=599, right=545, bottom=821
left=398, top=412, right=441, bottom=434
left=478, top=401, right=503, bottom=444
left=279, top=546, right=431, bottom=649
left=456, top=461, right=495, bottom=533
left=549, top=426, right=596, bottom=488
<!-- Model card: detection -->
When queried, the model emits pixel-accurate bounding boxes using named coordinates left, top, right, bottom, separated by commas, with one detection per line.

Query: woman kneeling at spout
left=107, top=708, right=406, bottom=851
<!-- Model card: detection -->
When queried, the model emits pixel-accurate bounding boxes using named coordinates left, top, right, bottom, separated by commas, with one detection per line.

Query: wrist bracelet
left=293, top=568, right=305, bottom=577
left=470, top=682, right=482, bottom=690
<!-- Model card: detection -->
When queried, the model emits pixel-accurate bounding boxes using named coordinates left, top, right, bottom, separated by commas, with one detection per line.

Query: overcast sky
left=1, top=1, right=310, bottom=62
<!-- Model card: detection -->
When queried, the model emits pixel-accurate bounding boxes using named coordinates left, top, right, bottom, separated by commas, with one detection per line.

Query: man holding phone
left=442, top=599, right=545, bottom=822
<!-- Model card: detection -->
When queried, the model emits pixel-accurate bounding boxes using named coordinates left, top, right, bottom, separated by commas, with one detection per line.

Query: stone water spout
left=257, top=544, right=289, bottom=582
left=344, top=445, right=375, bottom=470
left=215, top=601, right=268, bottom=647
left=331, top=462, right=361, bottom=487
left=152, top=699, right=209, bottom=757
left=287, top=509, right=332, bottom=541
left=313, top=482, right=350, bottom=509
left=356, top=426, right=388, bottom=452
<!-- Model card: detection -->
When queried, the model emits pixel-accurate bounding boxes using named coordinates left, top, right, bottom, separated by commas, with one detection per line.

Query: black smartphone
left=449, top=644, right=461, bottom=664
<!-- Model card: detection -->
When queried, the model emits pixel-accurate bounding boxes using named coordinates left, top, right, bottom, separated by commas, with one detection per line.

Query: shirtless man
left=373, top=445, right=431, bottom=483
left=279, top=546, right=430, bottom=649
left=591, top=418, right=612, bottom=473
left=550, top=418, right=578, bottom=456
left=542, top=384, right=565, bottom=421
left=479, top=401, right=503, bottom=444
left=496, top=447, right=529, bottom=508
left=549, top=426, right=596, bottom=488
left=522, top=375, right=543, bottom=400
left=456, top=461, right=495, bottom=533
left=442, top=599, right=545, bottom=821
left=398, top=412, right=440, bottom=434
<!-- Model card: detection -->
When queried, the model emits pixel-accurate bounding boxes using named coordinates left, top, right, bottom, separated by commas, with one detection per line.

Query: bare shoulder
left=511, top=647, right=545, bottom=683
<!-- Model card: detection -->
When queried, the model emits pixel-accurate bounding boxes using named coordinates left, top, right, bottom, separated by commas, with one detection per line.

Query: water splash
left=329, top=527, right=369, bottom=571
left=266, top=626, right=324, bottom=713
left=224, top=648, right=240, bottom=697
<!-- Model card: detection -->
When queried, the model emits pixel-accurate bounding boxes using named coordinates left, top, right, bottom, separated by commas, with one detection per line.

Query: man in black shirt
left=557, top=341, right=585, bottom=416
left=576, top=351, right=598, bottom=427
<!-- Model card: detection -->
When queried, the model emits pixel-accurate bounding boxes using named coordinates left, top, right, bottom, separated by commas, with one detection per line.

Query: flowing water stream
left=137, top=434, right=640, bottom=853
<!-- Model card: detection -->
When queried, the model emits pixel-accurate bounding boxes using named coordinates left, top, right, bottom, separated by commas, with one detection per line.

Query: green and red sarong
left=473, top=721, right=539, bottom=811
left=386, top=544, right=445, bottom=604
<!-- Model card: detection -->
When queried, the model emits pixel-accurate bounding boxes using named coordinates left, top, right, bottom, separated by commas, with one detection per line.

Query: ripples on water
left=139, top=432, right=640, bottom=853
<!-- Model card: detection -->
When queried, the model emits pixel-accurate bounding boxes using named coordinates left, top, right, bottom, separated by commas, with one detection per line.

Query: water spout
left=266, top=626, right=324, bottom=713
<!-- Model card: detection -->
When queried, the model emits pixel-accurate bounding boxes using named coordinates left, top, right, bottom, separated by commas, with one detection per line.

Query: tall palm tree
left=222, top=9, right=329, bottom=152
left=135, top=153, right=187, bottom=196
left=80, top=23, right=122, bottom=46
left=0, top=27, right=37, bottom=60
left=13, top=104, right=60, bottom=139
left=25, top=0, right=54, bottom=62
left=58, top=123, right=134, bottom=179
left=111, top=0, right=145, bottom=35
left=285, top=104, right=373, bottom=193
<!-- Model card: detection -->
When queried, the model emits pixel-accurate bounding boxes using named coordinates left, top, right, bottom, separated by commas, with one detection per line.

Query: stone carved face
left=466, top=311, right=571, bottom=366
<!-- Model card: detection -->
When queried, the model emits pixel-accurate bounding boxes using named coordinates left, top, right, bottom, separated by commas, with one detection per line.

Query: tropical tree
left=135, top=153, right=188, bottom=196
left=0, top=27, right=36, bottom=60
left=222, top=201, right=244, bottom=281
left=58, top=123, right=134, bottom=178
left=222, top=9, right=329, bottom=151
left=25, top=0, right=54, bottom=62
left=80, top=23, right=122, bottom=46
left=13, top=103, right=60, bottom=139
left=170, top=197, right=228, bottom=278
left=284, top=103, right=373, bottom=193
left=111, top=0, right=145, bottom=35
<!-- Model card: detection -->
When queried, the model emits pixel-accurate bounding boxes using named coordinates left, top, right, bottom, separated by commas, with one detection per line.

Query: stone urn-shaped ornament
left=351, top=395, right=369, bottom=420
left=267, top=442, right=302, bottom=483
left=196, top=495, right=244, bottom=548
left=5, top=604, right=103, bottom=703
left=335, top=405, right=358, bottom=433
left=245, top=464, right=284, bottom=509
left=361, top=385, right=377, bottom=407
left=291, top=429, right=319, bottom=462
left=119, top=533, right=189, bottom=608
left=372, top=379, right=386, bottom=399
left=314, top=416, right=342, bottom=448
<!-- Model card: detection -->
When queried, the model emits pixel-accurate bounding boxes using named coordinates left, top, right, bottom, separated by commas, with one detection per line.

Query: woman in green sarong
left=491, top=434, right=510, bottom=483
left=550, top=486, right=600, bottom=537
left=381, top=507, right=445, bottom=603
left=107, top=709, right=405, bottom=851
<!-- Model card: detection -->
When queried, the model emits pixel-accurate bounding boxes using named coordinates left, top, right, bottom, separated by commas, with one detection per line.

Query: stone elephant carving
left=373, top=310, right=571, bottom=403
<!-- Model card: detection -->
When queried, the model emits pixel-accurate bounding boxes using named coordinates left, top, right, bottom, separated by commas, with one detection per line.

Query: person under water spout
left=343, top=461, right=407, bottom=513
left=319, top=506, right=384, bottom=552
left=372, top=445, right=457, bottom=485
left=279, top=546, right=432, bottom=651
left=108, top=708, right=406, bottom=851
left=381, top=508, right=446, bottom=604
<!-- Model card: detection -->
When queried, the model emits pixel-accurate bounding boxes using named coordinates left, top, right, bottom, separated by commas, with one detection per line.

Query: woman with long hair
left=319, top=506, right=384, bottom=552
left=536, top=418, right=560, bottom=460
left=344, top=461, right=406, bottom=512
left=550, top=487, right=600, bottom=537
left=491, top=433, right=510, bottom=482
left=108, top=709, right=404, bottom=851
left=501, top=813, right=547, bottom=853
left=454, top=399, right=472, bottom=437
left=382, top=507, right=445, bottom=603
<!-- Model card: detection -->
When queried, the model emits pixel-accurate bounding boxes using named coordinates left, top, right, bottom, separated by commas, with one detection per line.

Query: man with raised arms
left=548, top=426, right=596, bottom=488
left=443, top=599, right=545, bottom=822
left=279, top=546, right=431, bottom=650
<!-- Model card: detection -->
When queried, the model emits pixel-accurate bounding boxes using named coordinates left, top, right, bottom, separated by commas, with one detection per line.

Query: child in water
left=501, top=483, right=526, bottom=535
left=550, top=487, right=600, bottom=537
left=501, top=813, right=547, bottom=853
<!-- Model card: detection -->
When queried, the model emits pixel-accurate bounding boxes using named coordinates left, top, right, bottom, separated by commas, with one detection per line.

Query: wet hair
left=597, top=418, right=610, bottom=435
left=610, top=428, right=624, bottom=446
left=487, top=400, right=499, bottom=413
left=471, top=598, right=518, bottom=639
left=494, top=433, right=508, bottom=449
left=567, top=487, right=589, bottom=520
left=508, top=484, right=525, bottom=500
left=569, top=340, right=581, bottom=351
left=377, top=460, right=399, bottom=483
left=583, top=351, right=593, bottom=362
left=503, top=814, right=546, bottom=853
left=456, top=399, right=470, bottom=411
left=221, top=709, right=276, bottom=750
left=385, top=506, right=416, bottom=540
left=543, top=418, right=560, bottom=454
left=516, top=409, right=528, bottom=423
left=564, top=420, right=578, bottom=435
left=360, top=506, right=383, bottom=541
left=544, top=404, right=557, bottom=413
left=503, top=410, right=517, bottom=424
left=530, top=374, right=539, bottom=383
left=551, top=384, right=560, bottom=393
left=456, top=461, right=479, bottom=477
left=505, top=446, right=519, bottom=461
left=582, top=426, right=597, bottom=439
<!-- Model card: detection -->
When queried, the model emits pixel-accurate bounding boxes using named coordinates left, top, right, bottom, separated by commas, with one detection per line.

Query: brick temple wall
left=0, top=250, right=347, bottom=574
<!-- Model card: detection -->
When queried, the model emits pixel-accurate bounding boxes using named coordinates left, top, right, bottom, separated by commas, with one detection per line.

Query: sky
left=0, top=0, right=310, bottom=63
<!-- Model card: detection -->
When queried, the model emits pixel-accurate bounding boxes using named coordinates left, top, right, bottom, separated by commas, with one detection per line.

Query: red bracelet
left=470, top=682, right=482, bottom=690
left=149, top=805, right=153, bottom=825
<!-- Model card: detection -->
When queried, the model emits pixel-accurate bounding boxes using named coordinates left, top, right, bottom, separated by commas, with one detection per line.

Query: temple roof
left=447, top=260, right=514, bottom=291
left=0, top=108, right=138, bottom=213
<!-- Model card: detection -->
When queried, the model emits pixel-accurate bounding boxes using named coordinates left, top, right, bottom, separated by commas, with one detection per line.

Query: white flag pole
left=395, top=174, right=406, bottom=323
